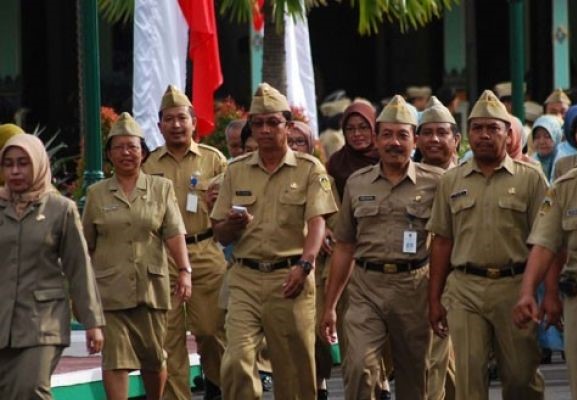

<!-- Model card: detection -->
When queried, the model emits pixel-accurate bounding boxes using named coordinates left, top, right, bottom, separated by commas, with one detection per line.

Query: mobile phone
left=232, top=205, right=248, bottom=215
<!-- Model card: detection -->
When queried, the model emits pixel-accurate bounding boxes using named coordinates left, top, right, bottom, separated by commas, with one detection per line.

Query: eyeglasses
left=250, top=118, right=287, bottom=129
left=288, top=138, right=308, bottom=146
left=344, top=125, right=372, bottom=135
left=110, top=144, right=141, bottom=153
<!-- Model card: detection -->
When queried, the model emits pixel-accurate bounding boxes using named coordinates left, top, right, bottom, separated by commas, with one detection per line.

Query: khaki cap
left=494, top=81, right=526, bottom=99
left=468, top=90, right=511, bottom=123
left=0, top=123, right=25, bottom=150
left=107, top=112, right=144, bottom=144
left=320, top=97, right=351, bottom=117
left=524, top=101, right=543, bottom=123
left=160, top=85, right=193, bottom=112
left=544, top=88, right=571, bottom=106
left=406, top=86, right=432, bottom=99
left=376, top=94, right=418, bottom=126
left=249, top=82, right=290, bottom=114
left=420, top=98, right=456, bottom=125
left=425, top=96, right=444, bottom=109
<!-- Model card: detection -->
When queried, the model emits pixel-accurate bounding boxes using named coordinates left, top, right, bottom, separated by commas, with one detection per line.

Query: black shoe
left=380, top=390, right=392, bottom=400
left=204, top=379, right=222, bottom=400
left=541, top=348, right=552, bottom=364
left=317, top=388, right=328, bottom=400
left=259, top=372, right=273, bottom=392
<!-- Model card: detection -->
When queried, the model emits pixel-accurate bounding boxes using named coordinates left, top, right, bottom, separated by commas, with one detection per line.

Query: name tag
left=235, top=190, right=252, bottom=196
left=403, top=230, right=417, bottom=254
left=567, top=208, right=577, bottom=217
left=358, top=195, right=376, bottom=202
left=186, top=193, right=198, bottom=213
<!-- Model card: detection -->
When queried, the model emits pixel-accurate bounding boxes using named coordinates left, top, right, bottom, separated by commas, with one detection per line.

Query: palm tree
left=98, top=0, right=458, bottom=93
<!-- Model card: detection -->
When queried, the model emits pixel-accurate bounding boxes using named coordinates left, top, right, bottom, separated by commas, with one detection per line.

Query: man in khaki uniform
left=321, top=95, right=443, bottom=400
left=427, top=90, right=547, bottom=400
left=142, top=86, right=228, bottom=400
left=416, top=97, right=459, bottom=400
left=211, top=82, right=337, bottom=400
left=544, top=88, right=571, bottom=118
left=513, top=170, right=577, bottom=398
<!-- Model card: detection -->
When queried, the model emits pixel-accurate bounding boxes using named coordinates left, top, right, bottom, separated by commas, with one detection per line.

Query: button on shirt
left=427, top=156, right=547, bottom=267
left=143, top=141, right=227, bottom=235
left=335, top=160, right=443, bottom=262
left=211, top=149, right=338, bottom=260
left=82, top=172, right=185, bottom=310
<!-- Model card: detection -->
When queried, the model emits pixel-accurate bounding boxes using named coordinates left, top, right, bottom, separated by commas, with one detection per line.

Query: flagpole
left=79, top=0, right=103, bottom=202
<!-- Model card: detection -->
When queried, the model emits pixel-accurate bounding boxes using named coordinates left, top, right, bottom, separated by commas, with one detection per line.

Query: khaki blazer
left=0, top=192, right=104, bottom=349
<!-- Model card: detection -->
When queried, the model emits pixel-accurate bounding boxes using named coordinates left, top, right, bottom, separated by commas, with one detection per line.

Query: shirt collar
left=463, top=154, right=515, bottom=177
left=247, top=148, right=298, bottom=169
left=107, top=171, right=148, bottom=192
left=158, top=141, right=201, bottom=159
left=369, top=159, right=417, bottom=184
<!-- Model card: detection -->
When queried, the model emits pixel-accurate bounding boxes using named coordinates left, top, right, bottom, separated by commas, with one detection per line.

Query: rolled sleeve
left=333, top=183, right=356, bottom=243
left=527, top=188, right=563, bottom=253
left=426, top=179, right=453, bottom=239
left=211, top=170, right=233, bottom=221
left=304, top=164, right=338, bottom=222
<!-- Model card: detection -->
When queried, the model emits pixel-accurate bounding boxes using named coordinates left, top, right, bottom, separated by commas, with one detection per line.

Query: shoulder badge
left=539, top=188, right=556, bottom=215
left=319, top=174, right=331, bottom=192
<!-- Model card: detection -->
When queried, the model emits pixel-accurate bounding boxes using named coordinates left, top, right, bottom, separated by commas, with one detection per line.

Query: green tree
left=98, top=0, right=458, bottom=94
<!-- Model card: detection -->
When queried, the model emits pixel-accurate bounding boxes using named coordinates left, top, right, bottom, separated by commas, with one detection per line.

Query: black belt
left=185, top=229, right=213, bottom=244
left=355, top=258, right=428, bottom=274
left=236, top=256, right=301, bottom=273
left=454, top=263, right=526, bottom=279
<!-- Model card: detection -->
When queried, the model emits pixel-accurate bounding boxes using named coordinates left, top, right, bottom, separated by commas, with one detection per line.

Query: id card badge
left=186, top=193, right=198, bottom=213
left=403, top=230, right=417, bottom=254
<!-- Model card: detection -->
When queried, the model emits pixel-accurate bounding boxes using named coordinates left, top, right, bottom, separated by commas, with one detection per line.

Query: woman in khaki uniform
left=0, top=134, right=105, bottom=400
left=82, top=113, right=191, bottom=400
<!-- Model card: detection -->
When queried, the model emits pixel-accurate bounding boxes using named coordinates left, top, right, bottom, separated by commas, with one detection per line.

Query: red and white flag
left=133, top=0, right=222, bottom=148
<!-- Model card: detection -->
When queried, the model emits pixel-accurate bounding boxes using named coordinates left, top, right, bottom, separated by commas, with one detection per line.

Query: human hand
left=282, top=266, right=307, bottom=298
left=85, top=327, right=104, bottom=354
left=320, top=308, right=338, bottom=344
left=512, top=294, right=540, bottom=329
left=429, top=300, right=449, bottom=338
left=174, top=270, right=192, bottom=301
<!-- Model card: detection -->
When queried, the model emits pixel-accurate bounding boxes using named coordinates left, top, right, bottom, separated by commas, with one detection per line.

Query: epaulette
left=294, top=151, right=323, bottom=166
left=228, top=152, right=253, bottom=164
left=198, top=143, right=226, bottom=159
left=415, top=162, right=445, bottom=176
left=556, top=167, right=577, bottom=184
left=348, top=164, right=375, bottom=180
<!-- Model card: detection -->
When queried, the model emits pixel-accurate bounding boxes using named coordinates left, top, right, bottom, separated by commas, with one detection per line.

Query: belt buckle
left=486, top=267, right=501, bottom=279
left=383, top=264, right=398, bottom=274
left=258, top=262, right=273, bottom=273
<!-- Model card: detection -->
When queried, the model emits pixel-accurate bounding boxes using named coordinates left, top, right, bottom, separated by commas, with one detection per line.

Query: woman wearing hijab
left=507, top=115, right=540, bottom=165
left=82, top=113, right=191, bottom=400
left=0, top=134, right=104, bottom=400
left=531, top=115, right=563, bottom=182
left=552, top=105, right=577, bottom=178
left=326, top=102, right=379, bottom=198
left=288, top=121, right=316, bottom=154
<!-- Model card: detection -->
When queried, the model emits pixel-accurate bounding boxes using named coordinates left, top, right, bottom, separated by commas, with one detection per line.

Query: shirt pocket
left=562, top=218, right=577, bottom=252
left=278, top=190, right=306, bottom=226
left=497, top=197, right=528, bottom=231
left=449, top=197, right=476, bottom=215
left=353, top=205, right=379, bottom=235
left=147, top=263, right=167, bottom=277
left=232, top=194, right=257, bottom=215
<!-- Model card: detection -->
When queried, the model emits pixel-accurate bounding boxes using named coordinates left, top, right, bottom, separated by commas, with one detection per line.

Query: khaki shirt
left=142, top=141, right=227, bottom=235
left=528, top=169, right=577, bottom=273
left=211, top=149, right=338, bottom=260
left=335, top=161, right=443, bottom=262
left=0, top=192, right=104, bottom=348
left=553, top=154, right=577, bottom=181
left=427, top=155, right=548, bottom=267
left=83, top=172, right=185, bottom=311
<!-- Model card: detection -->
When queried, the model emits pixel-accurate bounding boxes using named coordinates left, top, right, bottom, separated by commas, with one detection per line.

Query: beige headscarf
left=0, top=134, right=54, bottom=216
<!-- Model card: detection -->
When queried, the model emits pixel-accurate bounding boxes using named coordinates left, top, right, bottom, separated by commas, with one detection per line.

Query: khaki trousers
left=446, top=271, right=544, bottom=400
left=343, top=266, right=431, bottom=400
left=427, top=335, right=456, bottom=400
left=164, top=240, right=226, bottom=400
left=565, top=295, right=577, bottom=398
left=315, top=258, right=334, bottom=380
left=221, top=264, right=317, bottom=400
left=0, top=345, right=63, bottom=400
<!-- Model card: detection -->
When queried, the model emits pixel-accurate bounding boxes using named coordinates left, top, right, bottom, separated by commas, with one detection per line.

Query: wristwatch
left=296, top=259, right=313, bottom=275
left=179, top=266, right=192, bottom=274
